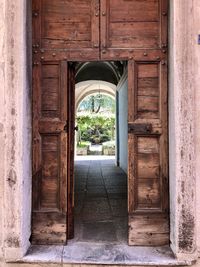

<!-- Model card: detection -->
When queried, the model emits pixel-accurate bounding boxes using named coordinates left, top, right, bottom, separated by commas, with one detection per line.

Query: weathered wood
left=38, top=0, right=100, bottom=60
left=32, top=212, right=66, bottom=245
left=128, top=58, right=169, bottom=245
left=32, top=61, right=74, bottom=244
left=100, top=0, right=167, bottom=59
left=109, top=0, right=159, bottom=22
left=129, top=214, right=169, bottom=246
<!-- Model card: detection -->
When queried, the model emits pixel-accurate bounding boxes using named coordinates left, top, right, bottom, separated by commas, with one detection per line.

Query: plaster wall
left=168, top=0, right=196, bottom=259
left=0, top=0, right=6, bottom=261
left=117, top=74, right=128, bottom=174
left=194, top=0, right=200, bottom=254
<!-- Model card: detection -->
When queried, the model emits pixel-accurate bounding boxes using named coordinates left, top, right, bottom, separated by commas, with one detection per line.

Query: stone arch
left=75, top=80, right=116, bottom=110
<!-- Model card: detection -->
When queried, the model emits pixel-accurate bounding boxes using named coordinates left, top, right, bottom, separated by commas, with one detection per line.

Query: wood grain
left=129, top=214, right=169, bottom=246
left=128, top=58, right=169, bottom=245
left=32, top=61, right=72, bottom=244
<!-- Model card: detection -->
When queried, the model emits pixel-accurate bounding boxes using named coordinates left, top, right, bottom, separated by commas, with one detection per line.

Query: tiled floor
left=74, top=157, right=128, bottom=244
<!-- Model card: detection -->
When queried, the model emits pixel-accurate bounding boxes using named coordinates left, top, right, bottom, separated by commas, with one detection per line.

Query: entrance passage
left=74, top=157, right=127, bottom=243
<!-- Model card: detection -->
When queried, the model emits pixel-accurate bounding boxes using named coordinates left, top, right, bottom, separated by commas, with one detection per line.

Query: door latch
left=128, top=123, right=152, bottom=134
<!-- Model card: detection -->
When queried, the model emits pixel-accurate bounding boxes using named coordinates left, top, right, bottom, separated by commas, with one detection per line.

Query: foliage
left=76, top=114, right=115, bottom=145
left=78, top=94, right=115, bottom=114
left=77, top=141, right=90, bottom=148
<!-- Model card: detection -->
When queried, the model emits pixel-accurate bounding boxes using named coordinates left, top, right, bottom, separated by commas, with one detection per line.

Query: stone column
left=169, top=0, right=197, bottom=260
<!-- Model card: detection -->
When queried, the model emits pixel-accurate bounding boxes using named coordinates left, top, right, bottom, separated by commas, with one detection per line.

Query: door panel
left=33, top=0, right=100, bottom=60
left=100, top=0, right=168, bottom=59
left=128, top=60, right=169, bottom=246
left=32, top=61, right=74, bottom=244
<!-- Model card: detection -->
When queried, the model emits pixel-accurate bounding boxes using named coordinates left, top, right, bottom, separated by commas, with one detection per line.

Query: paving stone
left=81, top=222, right=117, bottom=242
left=86, top=186, right=107, bottom=198
left=87, top=178, right=104, bottom=185
left=81, top=198, right=112, bottom=222
left=109, top=199, right=128, bottom=217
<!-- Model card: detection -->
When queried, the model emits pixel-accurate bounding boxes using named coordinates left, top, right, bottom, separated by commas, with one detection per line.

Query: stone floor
left=74, top=157, right=128, bottom=244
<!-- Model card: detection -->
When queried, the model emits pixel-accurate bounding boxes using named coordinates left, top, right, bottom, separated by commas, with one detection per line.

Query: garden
left=76, top=94, right=116, bottom=156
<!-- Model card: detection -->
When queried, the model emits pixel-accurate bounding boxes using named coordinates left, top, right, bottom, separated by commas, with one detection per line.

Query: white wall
left=0, top=0, right=6, bottom=260
left=117, top=73, right=128, bottom=174
left=194, top=0, right=200, bottom=254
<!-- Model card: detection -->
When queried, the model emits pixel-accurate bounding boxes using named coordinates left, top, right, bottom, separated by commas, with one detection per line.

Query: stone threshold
left=17, top=242, right=194, bottom=266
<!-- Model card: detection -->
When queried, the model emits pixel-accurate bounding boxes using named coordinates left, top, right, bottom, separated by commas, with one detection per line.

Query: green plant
left=77, top=141, right=90, bottom=148
left=76, top=114, right=115, bottom=145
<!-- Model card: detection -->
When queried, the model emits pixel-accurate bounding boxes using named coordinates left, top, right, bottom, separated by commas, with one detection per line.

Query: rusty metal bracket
left=128, top=123, right=152, bottom=134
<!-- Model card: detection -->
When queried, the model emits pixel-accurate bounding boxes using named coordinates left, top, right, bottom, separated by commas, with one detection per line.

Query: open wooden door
left=32, top=61, right=75, bottom=244
left=128, top=60, right=169, bottom=246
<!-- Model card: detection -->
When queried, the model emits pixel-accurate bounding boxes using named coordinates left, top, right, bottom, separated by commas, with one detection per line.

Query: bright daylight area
left=76, top=93, right=116, bottom=158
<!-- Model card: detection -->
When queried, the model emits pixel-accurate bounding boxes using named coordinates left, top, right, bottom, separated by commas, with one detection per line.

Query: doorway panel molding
left=0, top=0, right=198, bottom=262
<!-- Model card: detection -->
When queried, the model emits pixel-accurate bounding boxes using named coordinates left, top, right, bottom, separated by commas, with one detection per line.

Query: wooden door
left=128, top=60, right=169, bottom=246
left=32, top=61, right=75, bottom=244
left=100, top=0, right=168, bottom=60
left=32, top=0, right=100, bottom=61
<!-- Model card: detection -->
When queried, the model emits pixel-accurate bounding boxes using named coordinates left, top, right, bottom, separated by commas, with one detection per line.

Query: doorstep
left=18, top=242, right=195, bottom=266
